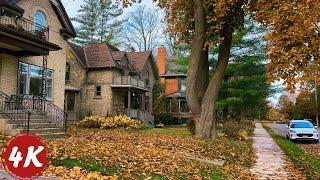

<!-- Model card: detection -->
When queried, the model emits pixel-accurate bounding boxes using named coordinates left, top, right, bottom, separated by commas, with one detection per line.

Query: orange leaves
left=43, top=127, right=254, bottom=179
left=254, top=0, right=320, bottom=92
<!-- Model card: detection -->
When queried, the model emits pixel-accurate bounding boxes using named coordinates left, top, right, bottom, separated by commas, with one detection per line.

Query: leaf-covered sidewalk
left=251, top=123, right=305, bottom=180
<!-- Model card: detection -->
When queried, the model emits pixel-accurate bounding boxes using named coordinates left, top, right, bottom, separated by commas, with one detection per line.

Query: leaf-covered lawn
left=43, top=126, right=254, bottom=179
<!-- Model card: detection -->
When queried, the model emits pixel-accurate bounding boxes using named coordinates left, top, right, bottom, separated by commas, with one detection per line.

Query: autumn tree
left=251, top=0, right=320, bottom=92
left=278, top=95, right=294, bottom=120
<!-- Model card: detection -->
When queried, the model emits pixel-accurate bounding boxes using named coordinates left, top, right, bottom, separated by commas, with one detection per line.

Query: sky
left=61, top=0, right=157, bottom=21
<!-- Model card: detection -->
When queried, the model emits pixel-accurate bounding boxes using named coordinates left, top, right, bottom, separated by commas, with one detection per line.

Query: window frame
left=95, top=85, right=102, bottom=97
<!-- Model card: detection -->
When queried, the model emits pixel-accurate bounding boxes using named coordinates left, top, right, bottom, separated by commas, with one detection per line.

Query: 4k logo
left=3, top=134, right=48, bottom=179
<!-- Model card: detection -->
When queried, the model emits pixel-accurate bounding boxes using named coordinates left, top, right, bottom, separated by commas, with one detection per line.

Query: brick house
left=0, top=0, right=76, bottom=137
left=157, top=46, right=191, bottom=122
left=66, top=42, right=157, bottom=125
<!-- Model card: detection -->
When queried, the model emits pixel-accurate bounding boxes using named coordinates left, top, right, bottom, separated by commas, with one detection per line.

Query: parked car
left=286, top=120, right=319, bottom=143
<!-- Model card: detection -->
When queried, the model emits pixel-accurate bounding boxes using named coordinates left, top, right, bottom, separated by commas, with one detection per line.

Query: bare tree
left=121, top=5, right=163, bottom=52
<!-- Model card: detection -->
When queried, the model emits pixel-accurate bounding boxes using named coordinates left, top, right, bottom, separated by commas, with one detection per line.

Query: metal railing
left=0, top=15, right=49, bottom=41
left=113, top=76, right=146, bottom=89
left=11, top=94, right=67, bottom=130
left=0, top=91, right=30, bottom=131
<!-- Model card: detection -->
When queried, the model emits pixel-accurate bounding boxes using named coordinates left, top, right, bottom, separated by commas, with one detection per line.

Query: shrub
left=100, top=115, right=140, bottom=129
left=154, top=113, right=172, bottom=125
left=140, top=123, right=150, bottom=130
left=78, top=116, right=105, bottom=128
left=219, top=120, right=254, bottom=140
left=186, top=118, right=196, bottom=135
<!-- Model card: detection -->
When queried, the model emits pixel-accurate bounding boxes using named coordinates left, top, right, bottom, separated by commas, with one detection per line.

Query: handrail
left=0, top=91, right=30, bottom=131
left=14, top=94, right=66, bottom=129
left=0, top=15, right=49, bottom=41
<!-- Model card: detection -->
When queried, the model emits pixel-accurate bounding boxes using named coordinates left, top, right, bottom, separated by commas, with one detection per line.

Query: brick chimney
left=157, top=45, right=166, bottom=75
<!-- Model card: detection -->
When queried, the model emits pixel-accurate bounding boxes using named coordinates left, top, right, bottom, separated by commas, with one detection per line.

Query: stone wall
left=0, top=55, right=18, bottom=95
left=84, top=69, right=117, bottom=117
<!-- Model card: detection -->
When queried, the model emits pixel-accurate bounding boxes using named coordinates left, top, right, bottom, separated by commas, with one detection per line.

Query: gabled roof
left=128, top=51, right=152, bottom=72
left=84, top=43, right=117, bottom=68
left=67, top=42, right=86, bottom=67
left=49, top=0, right=76, bottom=38
left=68, top=42, right=157, bottom=75
left=112, top=51, right=126, bottom=60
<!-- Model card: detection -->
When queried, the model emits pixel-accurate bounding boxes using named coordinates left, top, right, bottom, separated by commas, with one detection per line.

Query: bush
left=100, top=115, right=140, bottom=129
left=140, top=123, right=150, bottom=130
left=186, top=118, right=196, bottom=135
left=219, top=120, right=254, bottom=140
left=78, top=116, right=105, bottom=128
left=154, top=113, right=173, bottom=125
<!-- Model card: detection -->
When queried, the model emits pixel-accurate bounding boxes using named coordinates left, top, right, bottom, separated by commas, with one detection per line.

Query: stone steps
left=0, top=113, right=65, bottom=139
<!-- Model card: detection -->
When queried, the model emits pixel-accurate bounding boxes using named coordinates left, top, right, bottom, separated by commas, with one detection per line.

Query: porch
left=112, top=76, right=154, bottom=126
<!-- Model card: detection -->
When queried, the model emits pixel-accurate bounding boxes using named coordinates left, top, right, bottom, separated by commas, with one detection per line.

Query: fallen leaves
left=44, top=127, right=254, bottom=179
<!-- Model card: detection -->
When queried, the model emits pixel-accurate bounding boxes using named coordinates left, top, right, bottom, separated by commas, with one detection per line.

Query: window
left=180, top=78, right=186, bottom=92
left=34, top=10, right=46, bottom=29
left=19, top=63, right=53, bottom=99
left=95, top=86, right=102, bottom=97
left=65, top=63, right=70, bottom=81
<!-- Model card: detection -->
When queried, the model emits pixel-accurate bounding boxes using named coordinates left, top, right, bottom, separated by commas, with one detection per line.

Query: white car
left=286, top=120, right=319, bottom=143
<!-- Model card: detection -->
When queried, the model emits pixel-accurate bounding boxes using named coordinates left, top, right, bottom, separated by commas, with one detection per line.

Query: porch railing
left=125, top=108, right=154, bottom=126
left=11, top=95, right=66, bottom=129
left=0, top=15, right=49, bottom=41
left=113, top=76, right=146, bottom=89
left=0, top=91, right=31, bottom=131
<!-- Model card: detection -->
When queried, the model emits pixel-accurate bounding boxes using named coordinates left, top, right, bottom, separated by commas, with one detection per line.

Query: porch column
left=178, top=99, right=181, bottom=112
left=169, top=98, right=172, bottom=113
left=141, top=93, right=145, bottom=111
left=128, top=90, right=131, bottom=116
left=42, top=55, right=48, bottom=98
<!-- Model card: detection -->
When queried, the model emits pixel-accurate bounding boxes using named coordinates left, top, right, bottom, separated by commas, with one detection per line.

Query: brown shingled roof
left=128, top=51, right=152, bottom=72
left=68, top=42, right=86, bottom=67
left=112, top=51, right=126, bottom=60
left=84, top=44, right=117, bottom=68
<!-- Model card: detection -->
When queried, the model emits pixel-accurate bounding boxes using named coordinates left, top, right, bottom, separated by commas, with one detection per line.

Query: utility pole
left=315, top=72, right=319, bottom=127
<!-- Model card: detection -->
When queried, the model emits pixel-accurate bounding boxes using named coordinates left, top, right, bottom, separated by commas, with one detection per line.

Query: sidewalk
left=250, top=123, right=288, bottom=179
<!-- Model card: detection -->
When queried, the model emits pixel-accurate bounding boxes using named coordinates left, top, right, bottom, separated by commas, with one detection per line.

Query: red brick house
left=157, top=46, right=191, bottom=122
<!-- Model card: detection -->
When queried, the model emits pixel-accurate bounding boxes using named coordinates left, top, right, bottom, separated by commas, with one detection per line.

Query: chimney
left=157, top=45, right=166, bottom=75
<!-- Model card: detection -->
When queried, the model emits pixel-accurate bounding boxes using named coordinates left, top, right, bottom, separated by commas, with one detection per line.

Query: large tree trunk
left=186, top=0, right=209, bottom=114
left=195, top=29, right=233, bottom=138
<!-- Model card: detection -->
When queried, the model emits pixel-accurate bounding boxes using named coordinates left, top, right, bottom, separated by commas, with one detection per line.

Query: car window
left=290, top=122, right=313, bottom=128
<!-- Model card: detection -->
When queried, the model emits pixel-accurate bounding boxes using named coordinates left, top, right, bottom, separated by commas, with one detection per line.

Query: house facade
left=157, top=46, right=191, bottom=123
left=66, top=42, right=157, bottom=125
left=0, top=0, right=76, bottom=136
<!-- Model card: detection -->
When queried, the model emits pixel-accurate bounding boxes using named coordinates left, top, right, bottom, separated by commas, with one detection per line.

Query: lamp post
left=315, top=72, right=319, bottom=127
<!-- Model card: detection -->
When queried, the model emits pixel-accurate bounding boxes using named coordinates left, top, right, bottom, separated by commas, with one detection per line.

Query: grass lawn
left=262, top=124, right=320, bottom=179
left=40, top=126, right=255, bottom=179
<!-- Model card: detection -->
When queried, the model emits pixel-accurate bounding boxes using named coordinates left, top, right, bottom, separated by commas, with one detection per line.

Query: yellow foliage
left=238, top=130, right=249, bottom=141
left=100, top=115, right=141, bottom=129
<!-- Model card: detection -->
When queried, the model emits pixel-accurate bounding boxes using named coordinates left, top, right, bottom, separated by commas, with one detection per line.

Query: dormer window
left=34, top=10, right=47, bottom=29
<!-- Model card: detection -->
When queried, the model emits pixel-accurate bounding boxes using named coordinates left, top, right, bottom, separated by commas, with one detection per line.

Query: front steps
left=0, top=114, right=65, bottom=139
